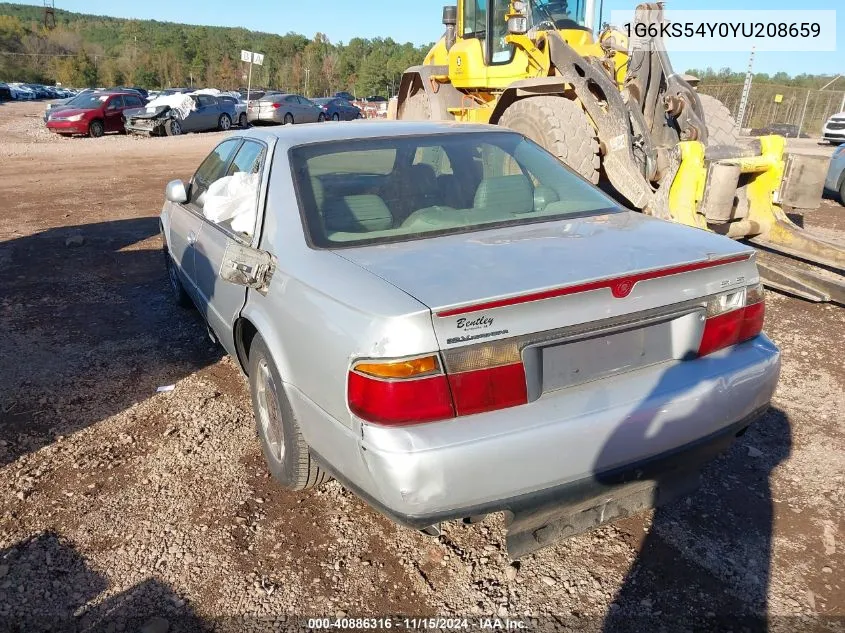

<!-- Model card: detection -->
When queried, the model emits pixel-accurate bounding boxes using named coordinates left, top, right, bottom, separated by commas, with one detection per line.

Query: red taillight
left=448, top=363, right=528, bottom=416
left=348, top=349, right=529, bottom=426
left=271, top=103, right=281, bottom=109
left=698, top=284, right=766, bottom=357
left=347, top=372, right=454, bottom=426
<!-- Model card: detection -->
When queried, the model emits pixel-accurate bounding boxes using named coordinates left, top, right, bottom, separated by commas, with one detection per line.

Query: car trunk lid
left=334, top=212, right=758, bottom=400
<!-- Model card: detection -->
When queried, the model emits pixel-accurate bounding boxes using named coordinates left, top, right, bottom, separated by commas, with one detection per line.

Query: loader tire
left=698, top=93, right=738, bottom=146
left=498, top=96, right=600, bottom=184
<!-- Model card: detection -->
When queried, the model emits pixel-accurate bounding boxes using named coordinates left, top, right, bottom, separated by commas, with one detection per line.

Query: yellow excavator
left=392, top=0, right=844, bottom=304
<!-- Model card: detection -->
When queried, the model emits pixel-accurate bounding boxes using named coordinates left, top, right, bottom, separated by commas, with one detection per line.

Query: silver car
left=160, top=122, right=780, bottom=557
left=247, top=93, right=326, bottom=125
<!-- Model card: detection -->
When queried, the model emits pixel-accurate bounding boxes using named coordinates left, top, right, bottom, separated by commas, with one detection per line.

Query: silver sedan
left=247, top=93, right=326, bottom=125
left=159, top=122, right=780, bottom=557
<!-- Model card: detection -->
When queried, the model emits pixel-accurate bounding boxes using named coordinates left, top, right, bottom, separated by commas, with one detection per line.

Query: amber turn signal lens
left=354, top=355, right=441, bottom=379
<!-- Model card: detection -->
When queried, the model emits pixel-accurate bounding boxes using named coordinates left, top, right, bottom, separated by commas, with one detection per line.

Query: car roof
left=237, top=120, right=510, bottom=150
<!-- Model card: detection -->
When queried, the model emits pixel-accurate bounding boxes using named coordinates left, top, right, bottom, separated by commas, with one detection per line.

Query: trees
left=0, top=2, right=433, bottom=92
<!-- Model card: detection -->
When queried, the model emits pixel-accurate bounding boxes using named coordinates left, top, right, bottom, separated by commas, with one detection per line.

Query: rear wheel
left=248, top=336, right=328, bottom=491
left=332, top=113, right=340, bottom=122
left=284, top=113, right=294, bottom=125
left=218, top=113, right=231, bottom=131
left=698, top=93, right=738, bottom=146
left=88, top=120, right=104, bottom=138
left=498, top=96, right=600, bottom=184
left=839, top=176, right=845, bottom=206
left=318, top=113, right=326, bottom=122
left=238, top=113, right=248, bottom=128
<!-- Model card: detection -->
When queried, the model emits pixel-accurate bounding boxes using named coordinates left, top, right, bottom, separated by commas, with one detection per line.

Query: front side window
left=107, top=96, right=124, bottom=109
left=463, top=0, right=487, bottom=36
left=292, top=132, right=618, bottom=248
left=190, top=139, right=242, bottom=207
left=201, top=140, right=266, bottom=238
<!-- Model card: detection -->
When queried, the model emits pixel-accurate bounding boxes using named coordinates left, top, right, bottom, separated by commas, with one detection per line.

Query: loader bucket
left=685, top=135, right=845, bottom=305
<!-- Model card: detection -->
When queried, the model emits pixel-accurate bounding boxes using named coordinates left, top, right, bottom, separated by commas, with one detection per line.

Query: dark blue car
left=313, top=97, right=362, bottom=121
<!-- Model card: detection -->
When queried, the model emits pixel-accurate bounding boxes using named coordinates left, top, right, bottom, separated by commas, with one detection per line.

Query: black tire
left=88, top=120, right=104, bottom=138
left=163, top=247, right=192, bottom=308
left=218, top=113, right=232, bottom=131
left=839, top=176, right=845, bottom=206
left=397, top=89, right=431, bottom=121
left=332, top=113, right=340, bottom=122
left=698, top=93, right=738, bottom=146
left=239, top=113, right=248, bottom=128
left=283, top=113, right=294, bottom=125
left=248, top=336, right=328, bottom=491
left=318, top=113, right=326, bottom=122
left=498, top=96, right=600, bottom=184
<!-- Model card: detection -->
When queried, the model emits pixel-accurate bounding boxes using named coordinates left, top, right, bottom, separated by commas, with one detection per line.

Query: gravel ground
left=0, top=100, right=843, bottom=632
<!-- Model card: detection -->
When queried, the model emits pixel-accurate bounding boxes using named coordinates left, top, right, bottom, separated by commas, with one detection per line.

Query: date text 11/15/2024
left=306, top=618, right=527, bottom=630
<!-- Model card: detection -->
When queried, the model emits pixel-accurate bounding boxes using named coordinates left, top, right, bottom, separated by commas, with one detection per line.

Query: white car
left=823, top=111, right=845, bottom=145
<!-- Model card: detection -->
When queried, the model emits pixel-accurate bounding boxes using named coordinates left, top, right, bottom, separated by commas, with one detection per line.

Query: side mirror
left=165, top=179, right=188, bottom=204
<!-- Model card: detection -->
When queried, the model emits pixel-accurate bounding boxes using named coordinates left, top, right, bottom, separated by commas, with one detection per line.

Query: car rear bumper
left=345, top=334, right=780, bottom=525
left=46, top=120, right=88, bottom=134
left=247, top=110, right=283, bottom=123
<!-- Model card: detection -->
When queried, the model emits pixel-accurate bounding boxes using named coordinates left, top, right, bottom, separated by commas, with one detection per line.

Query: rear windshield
left=291, top=131, right=618, bottom=247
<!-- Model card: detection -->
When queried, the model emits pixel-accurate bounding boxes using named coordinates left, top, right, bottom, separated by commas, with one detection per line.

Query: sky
left=48, top=0, right=844, bottom=76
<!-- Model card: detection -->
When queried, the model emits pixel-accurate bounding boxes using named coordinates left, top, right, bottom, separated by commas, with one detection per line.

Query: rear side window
left=124, top=95, right=143, bottom=107
left=291, top=132, right=618, bottom=248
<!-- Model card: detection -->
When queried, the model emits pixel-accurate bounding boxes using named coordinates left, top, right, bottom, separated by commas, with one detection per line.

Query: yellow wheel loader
left=393, top=0, right=845, bottom=304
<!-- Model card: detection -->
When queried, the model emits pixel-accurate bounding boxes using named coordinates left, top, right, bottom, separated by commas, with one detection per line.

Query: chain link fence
left=698, top=83, right=845, bottom=137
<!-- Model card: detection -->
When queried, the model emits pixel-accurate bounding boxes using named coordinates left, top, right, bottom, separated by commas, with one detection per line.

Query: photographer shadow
left=594, top=355, right=790, bottom=632
left=0, top=531, right=208, bottom=632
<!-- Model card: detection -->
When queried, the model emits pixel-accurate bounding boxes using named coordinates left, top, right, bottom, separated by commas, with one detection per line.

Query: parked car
left=824, top=143, right=845, bottom=204
left=247, top=93, right=325, bottom=125
left=8, top=83, right=35, bottom=100
left=312, top=97, right=362, bottom=121
left=44, top=88, right=97, bottom=122
left=749, top=123, right=808, bottom=139
left=159, top=122, right=780, bottom=557
left=333, top=91, right=355, bottom=102
left=823, top=112, right=845, bottom=145
left=46, top=91, right=145, bottom=137
left=217, top=94, right=249, bottom=128
left=124, top=93, right=238, bottom=136
left=364, top=95, right=387, bottom=103
left=0, top=83, right=12, bottom=102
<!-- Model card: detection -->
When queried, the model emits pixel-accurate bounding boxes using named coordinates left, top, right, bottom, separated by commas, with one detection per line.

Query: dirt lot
left=0, top=100, right=843, bottom=632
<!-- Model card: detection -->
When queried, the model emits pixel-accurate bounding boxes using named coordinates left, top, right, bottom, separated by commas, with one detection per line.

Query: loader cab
left=446, top=0, right=596, bottom=90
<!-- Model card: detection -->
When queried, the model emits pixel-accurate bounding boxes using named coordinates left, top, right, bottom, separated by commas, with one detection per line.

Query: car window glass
left=202, top=141, right=267, bottom=238
left=292, top=133, right=616, bottom=248
left=197, top=95, right=215, bottom=107
left=125, top=95, right=142, bottom=107
left=414, top=146, right=453, bottom=177
left=108, top=95, right=124, bottom=109
left=190, top=139, right=241, bottom=206
left=286, top=95, right=297, bottom=103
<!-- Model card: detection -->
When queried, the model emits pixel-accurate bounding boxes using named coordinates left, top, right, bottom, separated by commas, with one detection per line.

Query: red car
left=46, top=91, right=146, bottom=138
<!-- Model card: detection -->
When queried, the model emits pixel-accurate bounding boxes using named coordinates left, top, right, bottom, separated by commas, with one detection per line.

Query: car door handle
left=187, top=231, right=197, bottom=245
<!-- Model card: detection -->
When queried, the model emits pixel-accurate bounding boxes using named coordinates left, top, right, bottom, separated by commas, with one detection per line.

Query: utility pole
left=735, top=47, right=755, bottom=133
left=304, top=68, right=310, bottom=97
